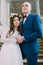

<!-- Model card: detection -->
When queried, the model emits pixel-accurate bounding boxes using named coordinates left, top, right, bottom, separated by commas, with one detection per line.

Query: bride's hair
left=6, top=15, right=22, bottom=37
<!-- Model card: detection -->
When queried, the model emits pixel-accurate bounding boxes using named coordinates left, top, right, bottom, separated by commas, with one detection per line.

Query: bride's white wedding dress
left=0, top=26, right=23, bottom=65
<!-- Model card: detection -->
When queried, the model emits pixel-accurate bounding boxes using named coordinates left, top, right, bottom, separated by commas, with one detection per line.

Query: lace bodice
left=10, top=29, right=21, bottom=38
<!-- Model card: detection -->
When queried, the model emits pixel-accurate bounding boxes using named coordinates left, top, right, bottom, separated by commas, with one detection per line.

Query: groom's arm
left=24, top=15, right=42, bottom=42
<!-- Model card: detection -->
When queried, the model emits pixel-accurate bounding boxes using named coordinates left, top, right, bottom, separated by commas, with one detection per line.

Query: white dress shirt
left=23, top=12, right=31, bottom=24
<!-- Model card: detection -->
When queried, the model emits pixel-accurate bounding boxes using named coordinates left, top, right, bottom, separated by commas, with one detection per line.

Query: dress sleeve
left=1, top=26, right=17, bottom=43
left=1, top=37, right=17, bottom=43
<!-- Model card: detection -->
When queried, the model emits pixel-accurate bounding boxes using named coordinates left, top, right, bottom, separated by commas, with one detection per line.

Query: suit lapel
left=23, top=13, right=32, bottom=26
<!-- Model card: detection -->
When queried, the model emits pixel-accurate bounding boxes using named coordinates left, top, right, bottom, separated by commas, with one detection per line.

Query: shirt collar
left=26, top=12, right=31, bottom=17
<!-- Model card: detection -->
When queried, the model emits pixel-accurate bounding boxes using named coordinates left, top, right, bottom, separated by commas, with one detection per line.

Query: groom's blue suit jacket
left=20, top=13, right=42, bottom=55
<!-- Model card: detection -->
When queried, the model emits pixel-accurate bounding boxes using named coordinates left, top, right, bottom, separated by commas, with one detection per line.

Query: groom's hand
left=16, top=36, right=25, bottom=44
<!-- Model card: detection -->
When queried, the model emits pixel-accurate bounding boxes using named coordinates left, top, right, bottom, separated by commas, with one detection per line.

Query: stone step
left=39, top=47, right=43, bottom=49
left=39, top=43, right=43, bottom=46
left=39, top=45, right=43, bottom=48
left=39, top=49, right=43, bottom=53
left=39, top=40, right=43, bottom=43
left=23, top=59, right=43, bottom=63
left=38, top=38, right=43, bottom=42
left=38, top=54, right=43, bottom=59
left=37, top=59, right=43, bottom=65
left=23, top=59, right=43, bottom=65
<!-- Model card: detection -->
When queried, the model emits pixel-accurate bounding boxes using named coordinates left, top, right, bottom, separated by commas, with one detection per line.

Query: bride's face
left=13, top=17, right=20, bottom=27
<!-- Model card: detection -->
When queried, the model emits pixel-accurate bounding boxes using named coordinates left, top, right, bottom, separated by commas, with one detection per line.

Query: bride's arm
left=1, top=27, right=17, bottom=43
left=1, top=37, right=17, bottom=43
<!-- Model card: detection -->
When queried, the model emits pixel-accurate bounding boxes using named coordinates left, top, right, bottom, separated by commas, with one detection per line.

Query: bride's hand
left=16, top=36, right=25, bottom=44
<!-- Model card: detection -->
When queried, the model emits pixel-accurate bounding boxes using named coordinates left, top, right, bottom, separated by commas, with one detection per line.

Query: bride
left=0, top=15, right=23, bottom=65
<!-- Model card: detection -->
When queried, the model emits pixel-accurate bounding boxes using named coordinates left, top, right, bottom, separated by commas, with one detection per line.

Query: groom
left=17, top=1, right=42, bottom=65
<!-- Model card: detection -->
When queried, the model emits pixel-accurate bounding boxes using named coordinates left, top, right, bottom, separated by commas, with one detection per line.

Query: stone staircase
left=23, top=38, right=43, bottom=65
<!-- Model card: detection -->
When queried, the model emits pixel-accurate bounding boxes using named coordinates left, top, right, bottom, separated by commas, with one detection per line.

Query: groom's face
left=22, top=2, right=32, bottom=14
